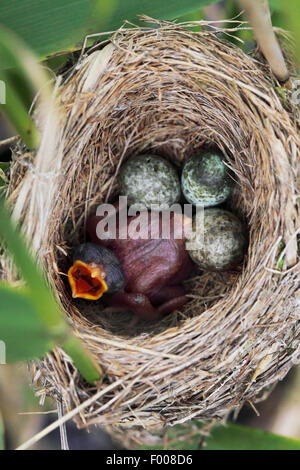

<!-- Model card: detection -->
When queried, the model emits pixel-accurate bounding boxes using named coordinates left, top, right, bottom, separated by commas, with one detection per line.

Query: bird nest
left=3, top=20, right=300, bottom=442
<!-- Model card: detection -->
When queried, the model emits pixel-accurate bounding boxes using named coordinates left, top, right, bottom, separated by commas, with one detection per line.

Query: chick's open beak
left=68, top=260, right=108, bottom=300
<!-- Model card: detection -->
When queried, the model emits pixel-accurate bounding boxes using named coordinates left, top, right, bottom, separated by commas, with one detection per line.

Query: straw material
left=2, top=19, right=300, bottom=442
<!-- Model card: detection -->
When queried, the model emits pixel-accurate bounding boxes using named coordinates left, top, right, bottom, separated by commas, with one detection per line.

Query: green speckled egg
left=181, top=151, right=232, bottom=207
left=119, top=154, right=181, bottom=210
left=186, top=208, right=246, bottom=270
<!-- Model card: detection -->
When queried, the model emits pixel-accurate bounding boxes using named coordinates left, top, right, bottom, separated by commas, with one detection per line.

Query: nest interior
left=4, top=22, right=300, bottom=436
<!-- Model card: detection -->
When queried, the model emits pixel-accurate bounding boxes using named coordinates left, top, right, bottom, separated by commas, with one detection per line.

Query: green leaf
left=62, top=335, right=102, bottom=385
left=142, top=421, right=300, bottom=451
left=0, top=78, right=40, bottom=150
left=0, top=26, right=53, bottom=149
left=269, top=0, right=300, bottom=65
left=269, top=0, right=285, bottom=12
left=0, top=197, right=101, bottom=384
left=0, top=162, right=10, bottom=173
left=276, top=240, right=286, bottom=270
left=0, top=284, right=55, bottom=362
left=203, top=423, right=300, bottom=451
left=0, top=0, right=217, bottom=70
left=0, top=197, right=66, bottom=332
left=283, top=0, right=300, bottom=66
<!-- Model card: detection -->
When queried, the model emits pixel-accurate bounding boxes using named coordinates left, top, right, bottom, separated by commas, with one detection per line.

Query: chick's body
left=87, top=206, right=193, bottom=320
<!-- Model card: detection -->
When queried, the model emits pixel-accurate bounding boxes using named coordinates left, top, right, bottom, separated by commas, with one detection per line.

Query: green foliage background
left=0, top=0, right=217, bottom=69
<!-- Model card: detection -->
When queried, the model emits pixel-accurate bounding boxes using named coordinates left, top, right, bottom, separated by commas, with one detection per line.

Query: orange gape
left=86, top=203, right=193, bottom=321
left=68, top=260, right=108, bottom=300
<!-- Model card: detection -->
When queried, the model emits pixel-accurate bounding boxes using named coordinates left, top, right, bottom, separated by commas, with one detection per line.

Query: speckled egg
left=119, top=154, right=181, bottom=210
left=181, top=151, right=232, bottom=207
left=186, top=208, right=246, bottom=270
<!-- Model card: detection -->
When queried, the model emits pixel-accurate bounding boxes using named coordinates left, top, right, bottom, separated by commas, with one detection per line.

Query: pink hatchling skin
left=86, top=204, right=193, bottom=321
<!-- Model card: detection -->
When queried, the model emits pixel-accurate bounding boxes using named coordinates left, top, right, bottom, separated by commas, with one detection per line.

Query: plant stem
left=238, top=0, right=289, bottom=82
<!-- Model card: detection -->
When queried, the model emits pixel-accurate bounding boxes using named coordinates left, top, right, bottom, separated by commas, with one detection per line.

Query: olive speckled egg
left=186, top=208, right=246, bottom=271
left=181, top=151, right=232, bottom=207
left=119, top=154, right=181, bottom=210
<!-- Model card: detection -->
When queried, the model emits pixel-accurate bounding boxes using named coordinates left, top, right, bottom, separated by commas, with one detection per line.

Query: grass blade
left=0, top=0, right=217, bottom=69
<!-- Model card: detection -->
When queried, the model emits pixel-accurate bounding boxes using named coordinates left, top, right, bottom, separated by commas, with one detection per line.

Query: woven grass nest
left=4, top=19, right=300, bottom=442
